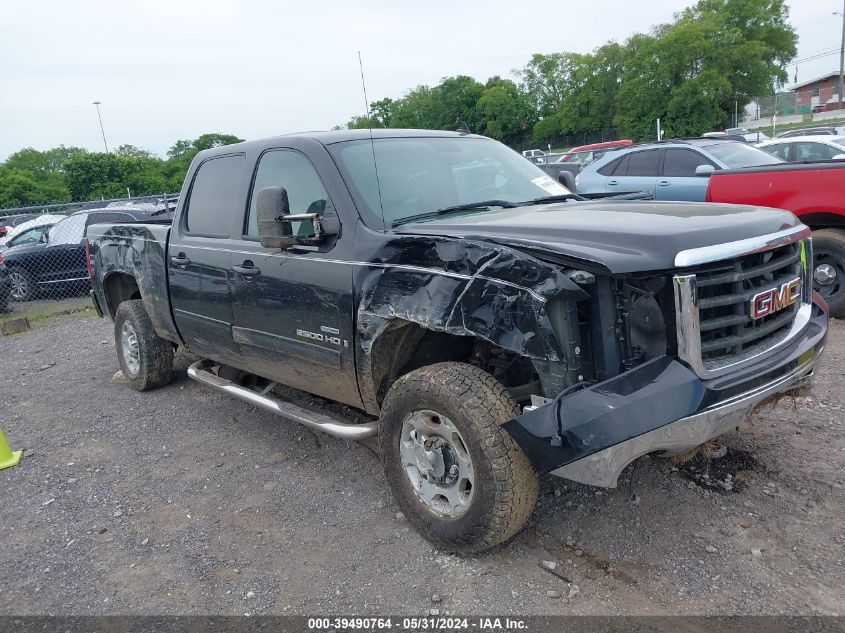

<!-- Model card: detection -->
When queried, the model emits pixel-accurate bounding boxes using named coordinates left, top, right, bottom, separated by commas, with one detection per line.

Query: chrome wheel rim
left=9, top=271, right=29, bottom=301
left=399, top=409, right=474, bottom=517
left=120, top=321, right=140, bottom=375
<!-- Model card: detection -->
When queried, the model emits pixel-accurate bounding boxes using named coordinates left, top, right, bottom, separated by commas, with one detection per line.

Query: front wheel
left=8, top=268, right=34, bottom=302
left=114, top=299, right=174, bottom=391
left=812, top=229, right=845, bottom=318
left=379, top=362, right=539, bottom=554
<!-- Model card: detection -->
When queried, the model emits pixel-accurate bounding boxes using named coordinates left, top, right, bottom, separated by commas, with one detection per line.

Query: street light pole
left=839, top=0, right=845, bottom=111
left=92, top=101, right=109, bottom=153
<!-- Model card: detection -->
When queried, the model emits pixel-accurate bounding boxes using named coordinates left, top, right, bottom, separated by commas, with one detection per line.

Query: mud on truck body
left=88, top=130, right=828, bottom=553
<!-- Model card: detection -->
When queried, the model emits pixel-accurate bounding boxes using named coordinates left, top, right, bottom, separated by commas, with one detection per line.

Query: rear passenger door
left=655, top=148, right=717, bottom=201
left=169, top=153, right=247, bottom=365
left=605, top=149, right=660, bottom=195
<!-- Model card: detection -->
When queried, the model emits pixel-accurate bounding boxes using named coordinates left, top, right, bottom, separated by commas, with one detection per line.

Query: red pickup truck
left=706, top=161, right=845, bottom=317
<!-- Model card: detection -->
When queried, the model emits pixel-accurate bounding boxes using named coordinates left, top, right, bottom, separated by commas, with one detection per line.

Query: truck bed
left=87, top=222, right=181, bottom=345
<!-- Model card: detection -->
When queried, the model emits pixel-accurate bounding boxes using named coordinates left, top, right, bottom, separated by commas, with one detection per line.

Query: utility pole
left=839, top=0, right=845, bottom=111
left=92, top=101, right=109, bottom=153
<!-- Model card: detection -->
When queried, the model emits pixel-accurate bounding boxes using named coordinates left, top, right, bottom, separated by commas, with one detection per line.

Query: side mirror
left=558, top=170, right=576, bottom=191
left=695, top=164, right=715, bottom=177
left=256, top=186, right=332, bottom=248
left=833, top=154, right=845, bottom=160
left=256, top=186, right=296, bottom=250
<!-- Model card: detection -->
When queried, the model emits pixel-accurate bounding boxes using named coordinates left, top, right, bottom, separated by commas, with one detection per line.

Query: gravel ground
left=1, top=315, right=843, bottom=616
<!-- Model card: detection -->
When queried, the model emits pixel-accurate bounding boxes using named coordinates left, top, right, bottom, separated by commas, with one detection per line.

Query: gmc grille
left=672, top=234, right=812, bottom=379
left=695, top=242, right=802, bottom=363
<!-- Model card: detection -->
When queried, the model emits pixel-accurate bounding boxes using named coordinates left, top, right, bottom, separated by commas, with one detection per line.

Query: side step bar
left=187, top=360, right=378, bottom=440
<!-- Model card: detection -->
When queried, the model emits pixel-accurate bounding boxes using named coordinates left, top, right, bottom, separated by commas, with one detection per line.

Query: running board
left=187, top=360, right=378, bottom=440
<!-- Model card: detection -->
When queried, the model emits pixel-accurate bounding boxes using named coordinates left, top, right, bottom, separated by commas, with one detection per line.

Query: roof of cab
left=198, top=129, right=485, bottom=158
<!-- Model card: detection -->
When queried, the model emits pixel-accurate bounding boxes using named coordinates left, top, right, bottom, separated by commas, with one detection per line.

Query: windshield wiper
left=518, top=194, right=584, bottom=206
left=391, top=200, right=518, bottom=227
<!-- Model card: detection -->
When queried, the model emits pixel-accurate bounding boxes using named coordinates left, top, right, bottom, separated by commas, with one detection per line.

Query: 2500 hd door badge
left=297, top=327, right=349, bottom=348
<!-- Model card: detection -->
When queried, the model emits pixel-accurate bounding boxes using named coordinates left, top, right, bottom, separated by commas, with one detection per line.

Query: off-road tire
left=379, top=362, right=539, bottom=554
left=812, top=228, right=845, bottom=318
left=114, top=299, right=174, bottom=391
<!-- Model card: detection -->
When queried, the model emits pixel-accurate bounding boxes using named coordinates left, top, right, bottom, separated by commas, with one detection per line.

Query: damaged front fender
left=354, top=233, right=588, bottom=413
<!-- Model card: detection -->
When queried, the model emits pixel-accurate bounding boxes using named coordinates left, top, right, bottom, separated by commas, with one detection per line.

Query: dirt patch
left=676, top=448, right=759, bottom=494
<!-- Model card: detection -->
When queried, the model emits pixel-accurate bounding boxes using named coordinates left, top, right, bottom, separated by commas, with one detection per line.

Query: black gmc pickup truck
left=89, top=129, right=828, bottom=553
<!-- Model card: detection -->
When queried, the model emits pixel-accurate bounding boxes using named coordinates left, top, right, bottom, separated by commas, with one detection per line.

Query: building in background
left=791, top=71, right=843, bottom=112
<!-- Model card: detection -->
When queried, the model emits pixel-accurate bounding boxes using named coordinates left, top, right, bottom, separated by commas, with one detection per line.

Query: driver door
left=229, top=148, right=360, bottom=407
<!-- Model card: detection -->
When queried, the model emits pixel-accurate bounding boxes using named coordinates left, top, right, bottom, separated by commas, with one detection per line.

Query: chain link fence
left=0, top=194, right=177, bottom=321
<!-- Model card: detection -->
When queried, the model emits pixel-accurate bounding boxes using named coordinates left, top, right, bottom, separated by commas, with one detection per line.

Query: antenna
left=358, top=51, right=385, bottom=228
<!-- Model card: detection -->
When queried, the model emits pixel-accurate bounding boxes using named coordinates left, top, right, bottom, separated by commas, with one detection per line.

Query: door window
left=624, top=149, right=661, bottom=176
left=9, top=227, right=47, bottom=247
left=185, top=154, right=245, bottom=237
left=762, top=143, right=791, bottom=161
left=599, top=155, right=628, bottom=176
left=793, top=142, right=842, bottom=161
left=245, top=150, right=330, bottom=238
left=48, top=215, right=86, bottom=246
left=662, top=149, right=715, bottom=177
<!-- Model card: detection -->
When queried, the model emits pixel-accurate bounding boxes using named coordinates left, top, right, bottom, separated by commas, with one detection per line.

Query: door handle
left=170, top=253, right=191, bottom=267
left=233, top=261, right=261, bottom=277
left=657, top=180, right=670, bottom=186
left=608, top=180, right=619, bottom=186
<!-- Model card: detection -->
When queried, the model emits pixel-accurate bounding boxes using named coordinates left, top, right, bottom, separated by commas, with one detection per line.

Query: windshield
left=329, top=137, right=570, bottom=228
left=47, top=214, right=86, bottom=245
left=705, top=142, right=783, bottom=168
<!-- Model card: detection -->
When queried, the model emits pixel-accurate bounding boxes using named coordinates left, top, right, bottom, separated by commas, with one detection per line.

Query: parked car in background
left=556, top=140, right=633, bottom=165
left=773, top=126, right=841, bottom=139
left=522, top=149, right=547, bottom=164
left=0, top=214, right=66, bottom=253
left=701, top=131, right=749, bottom=143
left=0, top=259, right=11, bottom=312
left=0, top=213, right=41, bottom=238
left=726, top=127, right=769, bottom=142
left=575, top=138, right=782, bottom=201
left=1, top=208, right=163, bottom=302
left=756, top=136, right=845, bottom=162
left=706, top=161, right=845, bottom=316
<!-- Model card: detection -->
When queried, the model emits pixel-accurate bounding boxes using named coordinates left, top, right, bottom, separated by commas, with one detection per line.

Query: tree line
left=343, top=0, right=796, bottom=147
left=1, top=0, right=796, bottom=210
left=0, top=134, right=243, bottom=210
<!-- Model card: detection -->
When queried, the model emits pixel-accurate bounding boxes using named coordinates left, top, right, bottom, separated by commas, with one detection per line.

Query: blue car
left=575, top=139, right=782, bottom=201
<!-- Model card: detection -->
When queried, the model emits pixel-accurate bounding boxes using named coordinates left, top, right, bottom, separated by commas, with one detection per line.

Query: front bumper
left=503, top=300, right=827, bottom=487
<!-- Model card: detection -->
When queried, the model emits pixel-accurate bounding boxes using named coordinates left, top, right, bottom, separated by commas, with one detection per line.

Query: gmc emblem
left=749, top=278, right=801, bottom=320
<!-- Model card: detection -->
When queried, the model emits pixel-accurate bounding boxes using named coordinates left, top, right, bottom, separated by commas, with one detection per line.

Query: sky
left=0, top=0, right=842, bottom=160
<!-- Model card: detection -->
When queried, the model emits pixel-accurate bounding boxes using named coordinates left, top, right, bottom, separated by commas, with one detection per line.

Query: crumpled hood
left=394, top=200, right=802, bottom=273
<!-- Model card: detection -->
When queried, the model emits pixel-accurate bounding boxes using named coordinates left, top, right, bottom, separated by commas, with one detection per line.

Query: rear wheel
left=8, top=269, right=34, bottom=302
left=114, top=300, right=174, bottom=391
left=379, top=362, right=539, bottom=554
left=812, top=229, right=845, bottom=318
